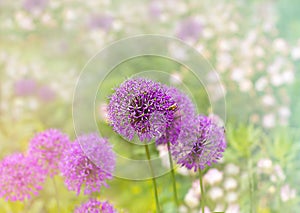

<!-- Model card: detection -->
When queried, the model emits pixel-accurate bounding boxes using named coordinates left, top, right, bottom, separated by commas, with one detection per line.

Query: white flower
left=202, top=28, right=214, bottom=39
left=214, top=203, right=225, bottom=212
left=198, top=207, right=211, bottom=213
left=226, top=204, right=240, bottom=213
left=179, top=205, right=188, bottom=213
left=291, top=47, right=300, bottom=60
left=225, top=163, right=240, bottom=176
left=262, top=95, right=275, bottom=106
left=224, top=177, right=238, bottom=190
left=255, top=77, right=268, bottom=91
left=157, top=145, right=170, bottom=169
left=230, top=68, right=244, bottom=82
left=270, top=73, right=283, bottom=86
left=208, top=187, right=224, bottom=200
left=257, top=158, right=273, bottom=173
left=262, top=114, right=276, bottom=129
left=273, top=38, right=288, bottom=54
left=226, top=191, right=238, bottom=203
left=239, top=80, right=252, bottom=92
left=217, top=52, right=232, bottom=70
left=281, top=184, right=296, bottom=202
left=218, top=39, right=231, bottom=51
left=274, top=164, right=286, bottom=181
left=98, top=103, right=109, bottom=121
left=169, top=43, right=187, bottom=60
left=281, top=70, right=294, bottom=84
left=278, top=106, right=291, bottom=119
left=176, top=166, right=190, bottom=176
left=15, top=12, right=35, bottom=30
left=204, top=168, right=223, bottom=185
left=184, top=189, right=199, bottom=208
left=170, top=72, right=182, bottom=85
left=254, top=46, right=265, bottom=57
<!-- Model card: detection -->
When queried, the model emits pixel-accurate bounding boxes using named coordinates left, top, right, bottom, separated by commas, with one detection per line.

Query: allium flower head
left=172, top=115, right=226, bottom=171
left=75, top=199, right=117, bottom=213
left=0, top=153, right=46, bottom=201
left=14, top=78, right=37, bottom=96
left=28, top=129, right=70, bottom=177
left=156, top=87, right=196, bottom=145
left=60, top=134, right=115, bottom=195
left=177, top=17, right=203, bottom=42
left=108, top=78, right=178, bottom=142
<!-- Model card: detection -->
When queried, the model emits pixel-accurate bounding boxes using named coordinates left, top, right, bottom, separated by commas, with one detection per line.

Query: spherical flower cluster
left=74, top=199, right=117, bottom=213
left=28, top=129, right=70, bottom=177
left=156, top=87, right=196, bottom=145
left=0, top=153, right=46, bottom=201
left=14, top=78, right=37, bottom=96
left=108, top=78, right=178, bottom=142
left=172, top=115, right=226, bottom=171
left=60, top=134, right=115, bottom=195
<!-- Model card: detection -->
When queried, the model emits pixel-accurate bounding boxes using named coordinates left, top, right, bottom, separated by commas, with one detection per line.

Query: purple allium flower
left=88, top=14, right=114, bottom=31
left=108, top=78, right=178, bottom=142
left=23, top=0, right=48, bottom=12
left=176, top=17, right=203, bottom=42
left=156, top=87, right=196, bottom=145
left=27, top=129, right=70, bottom=177
left=0, top=153, right=46, bottom=201
left=75, top=199, right=117, bottom=213
left=172, top=115, right=226, bottom=171
left=60, top=134, right=115, bottom=195
left=38, top=85, right=56, bottom=102
left=14, top=78, right=37, bottom=96
left=148, top=1, right=163, bottom=19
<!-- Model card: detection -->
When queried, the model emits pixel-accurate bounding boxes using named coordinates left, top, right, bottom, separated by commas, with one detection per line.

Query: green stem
left=248, top=158, right=254, bottom=213
left=199, top=169, right=205, bottom=213
left=167, top=141, right=179, bottom=210
left=52, top=177, right=60, bottom=212
left=145, top=144, right=161, bottom=213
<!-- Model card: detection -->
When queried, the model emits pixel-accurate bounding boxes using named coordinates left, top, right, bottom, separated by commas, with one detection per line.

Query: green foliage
left=224, top=124, right=262, bottom=160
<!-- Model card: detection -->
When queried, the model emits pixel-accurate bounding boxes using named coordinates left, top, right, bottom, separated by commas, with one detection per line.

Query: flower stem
left=167, top=141, right=179, bottom=209
left=199, top=169, right=205, bottom=213
left=248, top=157, right=255, bottom=213
left=52, top=177, right=60, bottom=212
left=145, top=144, right=161, bottom=213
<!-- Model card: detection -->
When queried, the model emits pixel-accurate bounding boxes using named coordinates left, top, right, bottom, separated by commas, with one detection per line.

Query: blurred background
left=0, top=0, right=300, bottom=212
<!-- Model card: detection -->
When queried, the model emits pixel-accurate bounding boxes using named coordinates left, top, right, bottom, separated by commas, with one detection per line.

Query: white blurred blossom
left=204, top=168, right=223, bottom=185
left=226, top=191, right=238, bottom=203
left=208, top=187, right=224, bottom=200
left=184, top=189, right=199, bottom=208
left=224, top=177, right=238, bottom=190
left=257, top=158, right=273, bottom=173
left=226, top=204, right=240, bottom=213
left=262, top=114, right=276, bottom=129
left=281, top=184, right=296, bottom=202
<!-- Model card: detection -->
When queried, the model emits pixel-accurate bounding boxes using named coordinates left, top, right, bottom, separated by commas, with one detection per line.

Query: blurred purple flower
left=60, top=134, right=115, bottom=195
left=156, top=87, right=196, bottom=145
left=148, top=1, right=162, bottom=18
left=108, top=78, right=178, bottom=142
left=14, top=78, right=37, bottom=96
left=0, top=153, right=46, bottom=201
left=88, top=14, right=114, bottom=31
left=28, top=129, right=70, bottom=177
left=38, top=85, right=56, bottom=102
left=74, top=199, right=117, bottom=213
left=23, top=0, right=47, bottom=12
left=172, top=115, right=226, bottom=171
left=176, top=17, right=202, bottom=42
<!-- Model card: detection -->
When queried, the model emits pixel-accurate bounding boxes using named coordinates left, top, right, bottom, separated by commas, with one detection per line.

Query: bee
left=167, top=103, right=178, bottom=111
